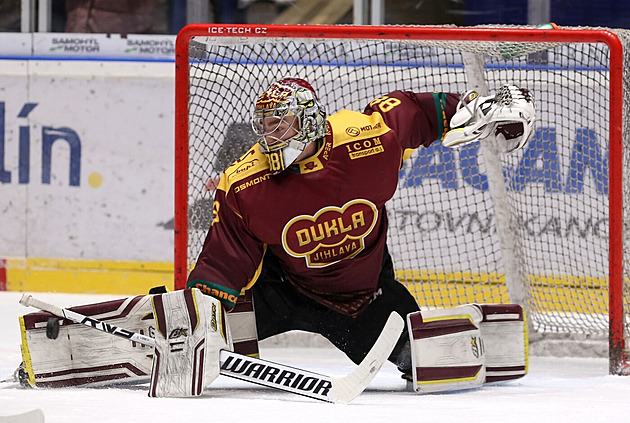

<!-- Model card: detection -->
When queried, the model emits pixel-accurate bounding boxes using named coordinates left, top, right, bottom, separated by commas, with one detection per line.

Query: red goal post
left=174, top=24, right=629, bottom=374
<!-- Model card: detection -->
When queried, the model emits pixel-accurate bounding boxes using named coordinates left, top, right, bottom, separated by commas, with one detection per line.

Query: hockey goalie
left=18, top=80, right=534, bottom=398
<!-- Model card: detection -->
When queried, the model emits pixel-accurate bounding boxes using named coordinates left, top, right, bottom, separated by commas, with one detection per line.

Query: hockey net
left=174, top=24, right=630, bottom=374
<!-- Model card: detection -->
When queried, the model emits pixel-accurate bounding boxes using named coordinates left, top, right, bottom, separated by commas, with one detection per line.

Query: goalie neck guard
left=251, top=78, right=327, bottom=174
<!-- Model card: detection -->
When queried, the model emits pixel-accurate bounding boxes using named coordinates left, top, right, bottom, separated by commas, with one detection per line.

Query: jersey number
left=369, top=96, right=401, bottom=113
left=268, top=151, right=284, bottom=173
left=212, top=201, right=220, bottom=226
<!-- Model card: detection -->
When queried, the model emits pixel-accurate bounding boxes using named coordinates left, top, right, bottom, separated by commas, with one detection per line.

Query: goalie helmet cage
left=173, top=24, right=630, bottom=374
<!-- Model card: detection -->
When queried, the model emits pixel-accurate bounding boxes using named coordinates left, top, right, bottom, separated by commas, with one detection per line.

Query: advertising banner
left=0, top=38, right=176, bottom=293
left=0, top=33, right=617, bottom=297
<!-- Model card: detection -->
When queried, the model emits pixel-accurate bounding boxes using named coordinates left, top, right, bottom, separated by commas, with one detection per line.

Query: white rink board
left=0, top=59, right=175, bottom=262
left=0, top=53, right=612, bottom=273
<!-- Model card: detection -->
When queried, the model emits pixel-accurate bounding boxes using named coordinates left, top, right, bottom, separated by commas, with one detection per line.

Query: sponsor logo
left=192, top=282, right=239, bottom=306
left=124, top=38, right=175, bottom=56
left=225, top=150, right=271, bottom=193
left=282, top=199, right=378, bottom=267
left=345, top=137, right=384, bottom=160
left=227, top=150, right=258, bottom=177
left=221, top=355, right=332, bottom=398
left=50, top=37, right=100, bottom=53
left=228, top=158, right=259, bottom=177
left=168, top=328, right=188, bottom=352
left=392, top=209, right=611, bottom=239
left=360, top=122, right=382, bottom=132
left=209, top=26, right=267, bottom=35
left=233, top=173, right=271, bottom=193
left=345, top=126, right=360, bottom=136
left=321, top=137, right=333, bottom=161
left=168, top=328, right=188, bottom=339
left=1, top=102, right=83, bottom=186
left=400, top=127, right=609, bottom=195
left=471, top=336, right=483, bottom=358
left=342, top=123, right=383, bottom=138
left=80, top=316, right=135, bottom=339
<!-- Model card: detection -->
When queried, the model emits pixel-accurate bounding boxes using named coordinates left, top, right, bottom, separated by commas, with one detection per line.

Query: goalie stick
left=19, top=293, right=403, bottom=403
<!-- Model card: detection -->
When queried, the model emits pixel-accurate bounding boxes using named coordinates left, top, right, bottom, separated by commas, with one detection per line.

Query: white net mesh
left=179, top=25, right=630, bottom=364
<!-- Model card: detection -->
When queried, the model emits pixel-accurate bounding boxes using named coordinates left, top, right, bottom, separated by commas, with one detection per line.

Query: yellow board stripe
left=0, top=256, right=620, bottom=317
left=3, top=257, right=173, bottom=295
left=397, top=269, right=618, bottom=314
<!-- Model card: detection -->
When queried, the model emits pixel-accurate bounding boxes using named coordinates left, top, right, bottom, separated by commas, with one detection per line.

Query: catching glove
left=443, top=85, right=536, bottom=153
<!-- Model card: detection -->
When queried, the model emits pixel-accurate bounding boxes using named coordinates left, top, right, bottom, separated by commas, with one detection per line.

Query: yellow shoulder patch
left=327, top=110, right=391, bottom=146
left=219, top=144, right=270, bottom=194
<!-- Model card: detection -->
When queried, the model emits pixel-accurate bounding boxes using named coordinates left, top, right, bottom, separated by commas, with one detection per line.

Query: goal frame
left=173, top=24, right=625, bottom=373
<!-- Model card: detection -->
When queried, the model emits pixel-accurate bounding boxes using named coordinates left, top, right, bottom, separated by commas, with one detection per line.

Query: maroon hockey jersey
left=188, top=90, right=459, bottom=316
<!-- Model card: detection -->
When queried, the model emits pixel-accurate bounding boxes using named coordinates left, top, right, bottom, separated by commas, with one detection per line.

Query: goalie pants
left=251, top=245, right=419, bottom=374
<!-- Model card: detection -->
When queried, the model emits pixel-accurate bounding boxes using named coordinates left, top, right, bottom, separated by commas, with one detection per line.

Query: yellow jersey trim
left=327, top=110, right=391, bottom=146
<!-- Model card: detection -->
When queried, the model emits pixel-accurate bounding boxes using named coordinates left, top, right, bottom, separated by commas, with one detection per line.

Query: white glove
left=443, top=85, right=536, bottom=153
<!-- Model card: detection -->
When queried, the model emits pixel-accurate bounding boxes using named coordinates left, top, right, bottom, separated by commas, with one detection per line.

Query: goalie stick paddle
left=19, top=293, right=404, bottom=403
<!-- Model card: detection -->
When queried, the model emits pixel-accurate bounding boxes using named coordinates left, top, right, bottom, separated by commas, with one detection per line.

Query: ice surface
left=1, top=291, right=629, bottom=422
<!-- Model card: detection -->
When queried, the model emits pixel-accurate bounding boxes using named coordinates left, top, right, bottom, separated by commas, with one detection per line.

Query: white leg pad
left=227, top=291, right=259, bottom=357
left=407, top=303, right=528, bottom=393
left=477, top=304, right=528, bottom=383
left=149, top=288, right=231, bottom=397
left=407, top=304, right=485, bottom=393
left=19, top=294, right=155, bottom=388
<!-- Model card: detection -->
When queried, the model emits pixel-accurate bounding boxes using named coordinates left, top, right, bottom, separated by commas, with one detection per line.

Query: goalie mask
left=252, top=78, right=327, bottom=174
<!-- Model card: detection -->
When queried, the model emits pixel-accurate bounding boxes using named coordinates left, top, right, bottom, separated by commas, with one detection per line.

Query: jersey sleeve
left=363, top=90, right=460, bottom=151
left=186, top=180, right=265, bottom=309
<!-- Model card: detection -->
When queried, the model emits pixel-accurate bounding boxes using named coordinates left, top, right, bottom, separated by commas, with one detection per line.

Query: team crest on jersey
left=282, top=199, right=378, bottom=268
